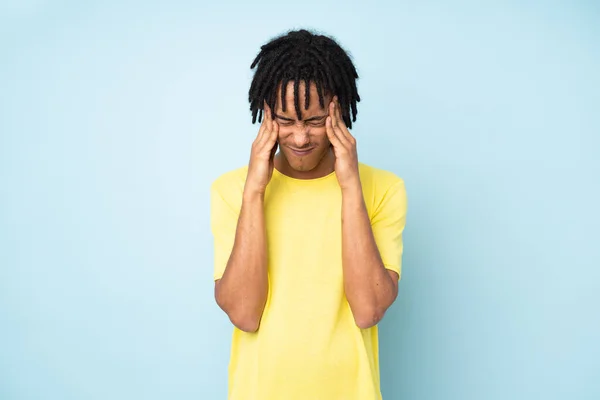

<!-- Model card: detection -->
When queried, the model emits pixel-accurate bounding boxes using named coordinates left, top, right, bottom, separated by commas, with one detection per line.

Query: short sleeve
left=209, top=182, right=240, bottom=281
left=370, top=180, right=407, bottom=280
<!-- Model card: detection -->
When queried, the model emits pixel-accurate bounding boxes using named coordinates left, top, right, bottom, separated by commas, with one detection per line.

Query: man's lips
left=289, top=147, right=314, bottom=156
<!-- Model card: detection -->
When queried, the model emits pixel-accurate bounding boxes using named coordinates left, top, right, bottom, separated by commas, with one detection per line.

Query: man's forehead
left=277, top=80, right=321, bottom=94
left=275, top=81, right=330, bottom=113
left=275, top=98, right=328, bottom=116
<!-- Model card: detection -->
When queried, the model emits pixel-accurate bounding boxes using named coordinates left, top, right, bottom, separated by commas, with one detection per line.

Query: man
left=210, top=29, right=407, bottom=400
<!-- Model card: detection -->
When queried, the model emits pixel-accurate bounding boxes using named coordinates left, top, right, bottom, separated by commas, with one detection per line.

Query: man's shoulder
left=359, top=163, right=407, bottom=217
left=210, top=165, right=248, bottom=196
left=358, top=162, right=405, bottom=189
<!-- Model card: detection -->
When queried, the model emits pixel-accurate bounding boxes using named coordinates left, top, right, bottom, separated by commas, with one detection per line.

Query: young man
left=210, top=29, right=407, bottom=400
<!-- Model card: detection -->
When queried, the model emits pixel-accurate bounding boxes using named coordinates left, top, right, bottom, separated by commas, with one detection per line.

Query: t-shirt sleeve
left=370, top=180, right=408, bottom=280
left=209, top=182, right=240, bottom=281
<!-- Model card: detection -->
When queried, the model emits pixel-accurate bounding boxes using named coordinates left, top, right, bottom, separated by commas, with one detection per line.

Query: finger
left=258, top=120, right=277, bottom=152
left=329, top=100, right=351, bottom=147
left=333, top=97, right=355, bottom=143
left=267, top=121, right=278, bottom=147
left=334, top=96, right=343, bottom=122
left=264, top=101, right=272, bottom=122
left=329, top=100, right=338, bottom=128
left=262, top=104, right=275, bottom=143
left=257, top=119, right=273, bottom=148
left=255, top=123, right=272, bottom=152
left=269, top=122, right=279, bottom=160
left=255, top=127, right=266, bottom=147
left=255, top=122, right=268, bottom=146
left=326, top=116, right=343, bottom=150
left=259, top=102, right=275, bottom=140
left=255, top=103, right=271, bottom=142
left=330, top=99, right=346, bottom=133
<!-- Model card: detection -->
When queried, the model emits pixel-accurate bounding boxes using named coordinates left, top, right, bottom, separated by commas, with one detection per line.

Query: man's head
left=248, top=29, right=360, bottom=176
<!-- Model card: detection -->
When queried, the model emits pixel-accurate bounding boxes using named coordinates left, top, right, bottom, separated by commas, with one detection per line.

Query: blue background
left=1, top=1, right=599, bottom=399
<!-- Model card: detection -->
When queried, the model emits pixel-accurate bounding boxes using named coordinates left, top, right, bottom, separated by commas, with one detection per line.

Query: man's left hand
left=326, top=97, right=361, bottom=191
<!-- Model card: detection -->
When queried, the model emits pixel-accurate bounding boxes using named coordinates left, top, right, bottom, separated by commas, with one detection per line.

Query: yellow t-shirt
left=210, top=162, right=407, bottom=400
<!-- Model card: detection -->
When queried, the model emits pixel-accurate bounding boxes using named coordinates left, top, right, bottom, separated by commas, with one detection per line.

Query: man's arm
left=341, top=184, right=400, bottom=329
left=324, top=97, right=404, bottom=329
left=214, top=191, right=268, bottom=333
left=212, top=104, right=278, bottom=333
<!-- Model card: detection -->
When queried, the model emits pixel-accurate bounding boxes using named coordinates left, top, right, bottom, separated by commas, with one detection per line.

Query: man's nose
left=292, top=126, right=310, bottom=147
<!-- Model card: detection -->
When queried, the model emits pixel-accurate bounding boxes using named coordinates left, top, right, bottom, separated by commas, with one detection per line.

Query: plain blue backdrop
left=1, top=1, right=599, bottom=399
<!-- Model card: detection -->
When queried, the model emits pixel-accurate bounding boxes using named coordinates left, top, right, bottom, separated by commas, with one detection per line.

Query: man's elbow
left=229, top=313, right=261, bottom=333
left=215, top=297, right=261, bottom=332
left=216, top=301, right=262, bottom=332
left=353, top=308, right=385, bottom=329
left=349, top=291, right=396, bottom=329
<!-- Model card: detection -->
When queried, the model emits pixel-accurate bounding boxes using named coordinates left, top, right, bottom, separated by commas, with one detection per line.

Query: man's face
left=273, top=81, right=332, bottom=174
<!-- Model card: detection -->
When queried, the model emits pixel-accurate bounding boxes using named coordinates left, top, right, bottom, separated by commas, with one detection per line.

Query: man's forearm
left=341, top=182, right=398, bottom=329
left=215, top=191, right=268, bottom=332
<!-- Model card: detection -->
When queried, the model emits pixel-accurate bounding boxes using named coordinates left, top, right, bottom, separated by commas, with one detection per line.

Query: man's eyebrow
left=273, top=113, right=328, bottom=122
left=305, top=115, right=328, bottom=122
left=273, top=113, right=295, bottom=121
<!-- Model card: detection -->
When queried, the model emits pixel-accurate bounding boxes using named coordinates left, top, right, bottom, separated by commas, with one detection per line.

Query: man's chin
left=280, top=153, right=314, bottom=171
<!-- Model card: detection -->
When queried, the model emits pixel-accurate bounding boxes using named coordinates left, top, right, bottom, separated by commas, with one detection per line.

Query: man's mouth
left=289, top=147, right=314, bottom=157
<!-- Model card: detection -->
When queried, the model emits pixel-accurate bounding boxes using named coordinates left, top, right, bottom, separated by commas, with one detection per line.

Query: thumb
left=270, top=141, right=278, bottom=160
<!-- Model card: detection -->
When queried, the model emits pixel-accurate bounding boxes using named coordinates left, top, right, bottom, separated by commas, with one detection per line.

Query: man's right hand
left=245, top=104, right=279, bottom=196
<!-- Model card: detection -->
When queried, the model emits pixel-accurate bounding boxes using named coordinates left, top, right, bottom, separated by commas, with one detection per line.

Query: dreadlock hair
left=248, top=29, right=360, bottom=129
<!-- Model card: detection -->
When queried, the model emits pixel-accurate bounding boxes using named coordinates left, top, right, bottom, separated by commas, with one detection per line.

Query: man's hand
left=326, top=97, right=360, bottom=191
left=245, top=103, right=279, bottom=196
